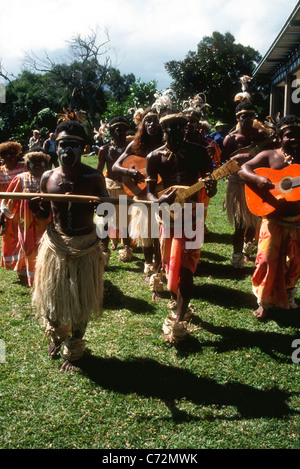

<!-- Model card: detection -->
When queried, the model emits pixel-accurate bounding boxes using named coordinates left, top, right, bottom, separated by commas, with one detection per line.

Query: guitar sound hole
left=280, top=177, right=292, bottom=192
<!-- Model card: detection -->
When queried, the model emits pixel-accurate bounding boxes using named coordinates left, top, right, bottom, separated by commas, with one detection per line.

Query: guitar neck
left=291, top=176, right=300, bottom=188
left=175, top=180, right=205, bottom=203
left=175, top=161, right=240, bottom=203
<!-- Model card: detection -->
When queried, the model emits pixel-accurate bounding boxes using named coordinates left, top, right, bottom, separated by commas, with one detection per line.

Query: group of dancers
left=0, top=90, right=299, bottom=371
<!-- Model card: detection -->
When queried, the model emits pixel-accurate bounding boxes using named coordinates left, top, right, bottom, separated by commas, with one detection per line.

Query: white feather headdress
left=151, top=88, right=177, bottom=115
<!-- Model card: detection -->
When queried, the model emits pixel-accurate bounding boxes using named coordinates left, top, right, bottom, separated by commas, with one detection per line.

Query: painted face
left=28, top=158, right=47, bottom=177
left=56, top=136, right=83, bottom=168
left=281, top=127, right=300, bottom=159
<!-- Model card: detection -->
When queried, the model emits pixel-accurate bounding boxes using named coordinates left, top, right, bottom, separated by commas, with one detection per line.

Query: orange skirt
left=252, top=216, right=300, bottom=309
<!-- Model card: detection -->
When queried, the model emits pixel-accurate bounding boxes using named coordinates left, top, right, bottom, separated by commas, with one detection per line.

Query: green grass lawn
left=0, top=153, right=300, bottom=449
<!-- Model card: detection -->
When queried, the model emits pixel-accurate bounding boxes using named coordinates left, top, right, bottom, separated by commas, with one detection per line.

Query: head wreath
left=159, top=112, right=188, bottom=127
left=0, top=141, right=22, bottom=156
left=24, top=150, right=50, bottom=164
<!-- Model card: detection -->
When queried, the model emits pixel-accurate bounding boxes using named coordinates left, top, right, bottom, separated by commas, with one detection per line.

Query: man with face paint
left=221, top=101, right=272, bottom=269
left=31, top=120, right=107, bottom=371
left=239, top=115, right=300, bottom=320
left=146, top=111, right=217, bottom=344
left=0, top=148, right=51, bottom=286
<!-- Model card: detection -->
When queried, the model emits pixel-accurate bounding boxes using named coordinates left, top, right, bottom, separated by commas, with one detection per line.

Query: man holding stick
left=31, top=120, right=107, bottom=371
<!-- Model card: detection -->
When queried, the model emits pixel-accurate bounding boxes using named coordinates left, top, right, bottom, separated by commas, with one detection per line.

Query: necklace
left=281, top=148, right=294, bottom=165
left=58, top=175, right=76, bottom=193
left=58, top=173, right=78, bottom=231
left=165, top=146, right=185, bottom=161
left=111, top=141, right=125, bottom=153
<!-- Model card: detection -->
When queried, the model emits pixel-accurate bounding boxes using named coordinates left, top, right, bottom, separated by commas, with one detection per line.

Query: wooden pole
left=0, top=192, right=138, bottom=205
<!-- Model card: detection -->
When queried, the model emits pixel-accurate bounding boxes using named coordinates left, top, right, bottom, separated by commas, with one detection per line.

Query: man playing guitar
left=239, top=115, right=300, bottom=320
left=146, top=111, right=217, bottom=344
left=221, top=101, right=273, bottom=268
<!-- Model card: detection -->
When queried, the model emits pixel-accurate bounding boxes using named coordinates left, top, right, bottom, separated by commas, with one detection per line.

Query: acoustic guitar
left=245, top=164, right=300, bottom=216
left=121, top=155, right=162, bottom=197
left=158, top=159, right=241, bottom=205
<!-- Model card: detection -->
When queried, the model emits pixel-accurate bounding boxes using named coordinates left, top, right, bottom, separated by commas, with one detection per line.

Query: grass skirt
left=226, top=174, right=260, bottom=230
left=32, top=224, right=104, bottom=333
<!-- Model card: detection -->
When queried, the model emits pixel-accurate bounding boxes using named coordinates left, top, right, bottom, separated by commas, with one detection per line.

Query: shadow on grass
left=190, top=317, right=300, bottom=362
left=103, top=279, right=156, bottom=315
left=195, top=260, right=255, bottom=280
left=204, top=231, right=233, bottom=245
left=78, top=354, right=296, bottom=421
left=192, top=283, right=300, bottom=328
left=193, top=283, right=257, bottom=310
left=267, top=308, right=300, bottom=328
left=199, top=251, right=227, bottom=263
left=106, top=259, right=144, bottom=274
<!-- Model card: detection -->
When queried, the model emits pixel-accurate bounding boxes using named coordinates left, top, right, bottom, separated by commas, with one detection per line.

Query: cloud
left=0, top=0, right=298, bottom=89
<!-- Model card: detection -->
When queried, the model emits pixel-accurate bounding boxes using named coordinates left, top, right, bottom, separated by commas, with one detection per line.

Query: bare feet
left=253, top=306, right=269, bottom=320
left=151, top=291, right=162, bottom=301
left=47, top=342, right=61, bottom=357
left=244, top=255, right=254, bottom=264
left=60, top=360, right=78, bottom=372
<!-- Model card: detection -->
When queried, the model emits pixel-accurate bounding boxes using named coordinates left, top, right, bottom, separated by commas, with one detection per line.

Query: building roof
left=254, top=3, right=300, bottom=77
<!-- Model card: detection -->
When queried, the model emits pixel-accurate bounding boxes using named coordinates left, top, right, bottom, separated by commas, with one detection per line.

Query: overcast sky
left=0, top=0, right=299, bottom=89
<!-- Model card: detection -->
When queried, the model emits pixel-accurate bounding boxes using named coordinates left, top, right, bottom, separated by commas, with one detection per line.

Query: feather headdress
left=240, top=75, right=252, bottom=92
left=93, top=120, right=108, bottom=141
left=151, top=88, right=177, bottom=115
left=182, top=92, right=211, bottom=118
left=127, top=102, right=145, bottom=126
left=234, top=91, right=251, bottom=103
left=57, top=107, right=86, bottom=123
left=234, top=75, right=252, bottom=103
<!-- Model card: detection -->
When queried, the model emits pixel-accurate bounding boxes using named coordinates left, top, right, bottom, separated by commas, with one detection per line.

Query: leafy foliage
left=0, top=30, right=271, bottom=146
left=102, top=79, right=158, bottom=128
left=165, top=31, right=269, bottom=124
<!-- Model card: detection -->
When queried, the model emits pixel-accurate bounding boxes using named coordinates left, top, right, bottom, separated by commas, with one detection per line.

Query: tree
left=0, top=30, right=140, bottom=144
left=23, top=30, right=113, bottom=129
left=101, top=79, right=158, bottom=128
left=165, top=31, right=269, bottom=124
left=0, top=70, right=61, bottom=144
